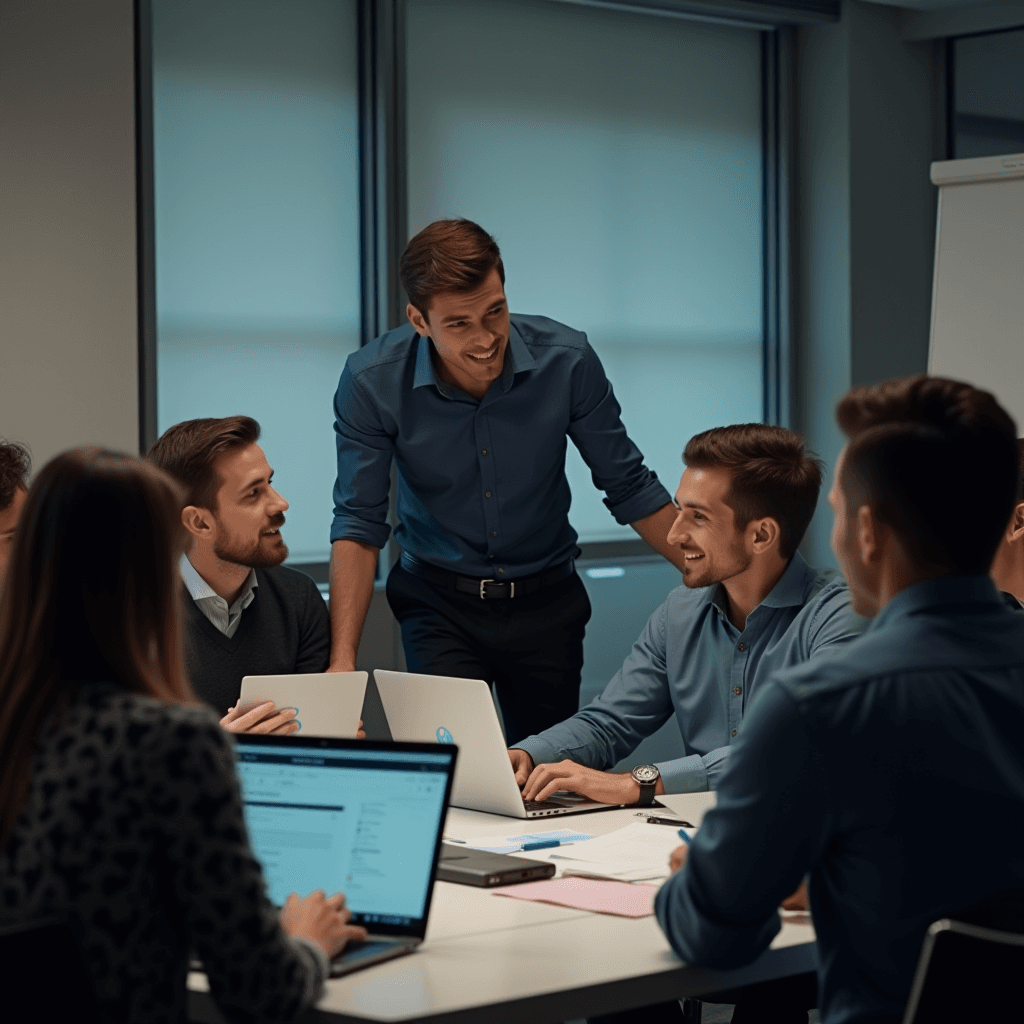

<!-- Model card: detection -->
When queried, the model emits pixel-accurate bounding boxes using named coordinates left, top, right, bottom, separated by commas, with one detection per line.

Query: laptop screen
left=235, top=737, right=456, bottom=937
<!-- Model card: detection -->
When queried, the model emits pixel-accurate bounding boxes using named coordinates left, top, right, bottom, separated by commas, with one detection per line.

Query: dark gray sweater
left=183, top=564, right=331, bottom=715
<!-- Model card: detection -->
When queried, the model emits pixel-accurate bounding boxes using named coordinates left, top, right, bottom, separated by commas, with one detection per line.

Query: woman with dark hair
left=0, top=448, right=364, bottom=1022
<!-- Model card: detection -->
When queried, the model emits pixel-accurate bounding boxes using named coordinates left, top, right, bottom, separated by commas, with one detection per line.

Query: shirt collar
left=179, top=552, right=258, bottom=608
left=867, top=574, right=1003, bottom=634
left=708, top=551, right=815, bottom=621
left=758, top=550, right=817, bottom=608
left=412, top=322, right=538, bottom=398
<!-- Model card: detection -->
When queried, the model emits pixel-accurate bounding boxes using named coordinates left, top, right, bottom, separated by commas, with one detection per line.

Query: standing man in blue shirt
left=657, top=376, right=1024, bottom=1024
left=328, top=219, right=687, bottom=743
left=511, top=423, right=861, bottom=804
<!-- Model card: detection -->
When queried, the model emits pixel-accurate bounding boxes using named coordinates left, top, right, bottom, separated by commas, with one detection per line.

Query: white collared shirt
left=179, top=553, right=258, bottom=638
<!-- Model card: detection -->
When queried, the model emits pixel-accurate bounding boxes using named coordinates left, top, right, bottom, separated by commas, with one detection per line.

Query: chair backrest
left=0, top=918, right=103, bottom=1023
left=902, top=917, right=1024, bottom=1023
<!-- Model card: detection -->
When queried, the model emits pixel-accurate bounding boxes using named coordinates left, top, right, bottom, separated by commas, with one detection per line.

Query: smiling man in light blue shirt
left=512, top=423, right=863, bottom=804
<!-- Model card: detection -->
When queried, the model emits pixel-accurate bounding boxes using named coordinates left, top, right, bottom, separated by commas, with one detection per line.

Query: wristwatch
left=631, top=764, right=660, bottom=806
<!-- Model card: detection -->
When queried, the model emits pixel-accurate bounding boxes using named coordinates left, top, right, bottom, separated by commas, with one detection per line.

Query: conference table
left=188, top=794, right=816, bottom=1023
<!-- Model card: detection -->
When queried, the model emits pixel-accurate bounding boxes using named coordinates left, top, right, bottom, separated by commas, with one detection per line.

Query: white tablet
left=238, top=672, right=368, bottom=738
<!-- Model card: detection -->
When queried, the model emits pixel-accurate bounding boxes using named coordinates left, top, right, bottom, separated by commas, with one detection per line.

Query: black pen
left=644, top=815, right=694, bottom=827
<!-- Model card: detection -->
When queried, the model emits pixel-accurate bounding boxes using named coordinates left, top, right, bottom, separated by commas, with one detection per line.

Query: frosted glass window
left=153, top=0, right=361, bottom=563
left=406, top=0, right=763, bottom=542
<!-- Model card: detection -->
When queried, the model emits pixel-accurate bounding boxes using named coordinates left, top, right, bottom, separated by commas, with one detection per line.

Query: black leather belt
left=401, top=555, right=575, bottom=600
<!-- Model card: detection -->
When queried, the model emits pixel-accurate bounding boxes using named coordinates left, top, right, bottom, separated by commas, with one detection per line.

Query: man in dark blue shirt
left=990, top=438, right=1024, bottom=607
left=656, top=376, right=1024, bottom=1024
left=328, top=219, right=687, bottom=742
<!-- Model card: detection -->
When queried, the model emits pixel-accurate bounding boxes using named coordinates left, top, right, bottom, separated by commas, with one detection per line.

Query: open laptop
left=373, top=670, right=629, bottom=819
left=234, top=735, right=456, bottom=975
left=238, top=672, right=367, bottom=738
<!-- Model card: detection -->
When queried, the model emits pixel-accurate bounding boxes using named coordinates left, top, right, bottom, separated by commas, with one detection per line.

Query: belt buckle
left=478, top=578, right=515, bottom=599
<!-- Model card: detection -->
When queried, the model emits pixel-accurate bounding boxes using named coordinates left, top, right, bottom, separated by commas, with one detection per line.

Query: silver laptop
left=235, top=735, right=456, bottom=975
left=238, top=671, right=367, bottom=738
left=373, top=670, right=627, bottom=819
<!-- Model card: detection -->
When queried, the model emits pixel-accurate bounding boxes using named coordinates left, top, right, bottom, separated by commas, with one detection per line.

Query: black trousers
left=385, top=561, right=592, bottom=746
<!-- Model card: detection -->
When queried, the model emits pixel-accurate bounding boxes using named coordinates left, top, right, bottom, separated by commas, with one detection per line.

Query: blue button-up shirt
left=515, top=552, right=862, bottom=791
left=655, top=575, right=1024, bottom=1024
left=330, top=315, right=671, bottom=578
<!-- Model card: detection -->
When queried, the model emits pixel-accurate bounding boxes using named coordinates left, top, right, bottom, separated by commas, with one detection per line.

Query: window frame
left=135, top=0, right=802, bottom=572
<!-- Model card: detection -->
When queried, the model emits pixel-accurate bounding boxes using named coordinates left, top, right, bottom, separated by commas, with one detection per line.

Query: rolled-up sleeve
left=655, top=683, right=827, bottom=969
left=657, top=745, right=731, bottom=794
left=515, top=601, right=675, bottom=768
left=330, top=363, right=394, bottom=548
left=567, top=340, right=671, bottom=525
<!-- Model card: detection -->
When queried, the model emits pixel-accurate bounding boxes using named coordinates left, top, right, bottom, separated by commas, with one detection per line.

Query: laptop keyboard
left=523, top=799, right=569, bottom=812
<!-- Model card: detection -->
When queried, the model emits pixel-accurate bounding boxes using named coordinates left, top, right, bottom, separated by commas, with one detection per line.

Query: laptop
left=234, top=735, right=456, bottom=976
left=373, top=670, right=629, bottom=819
left=238, top=672, right=368, bottom=738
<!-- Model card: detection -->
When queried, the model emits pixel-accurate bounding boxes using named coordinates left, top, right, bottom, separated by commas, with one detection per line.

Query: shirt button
left=491, top=531, right=497, bottom=537
left=482, top=448, right=489, bottom=455
left=737, top=642, right=746, bottom=652
left=485, top=491, right=492, bottom=498
left=733, top=686, right=741, bottom=695
left=731, top=729, right=737, bottom=737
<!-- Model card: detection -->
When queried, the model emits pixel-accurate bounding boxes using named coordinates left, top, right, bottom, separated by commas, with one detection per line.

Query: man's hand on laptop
left=221, top=700, right=299, bottom=735
left=520, top=759, right=664, bottom=805
left=281, top=890, right=368, bottom=960
left=508, top=748, right=535, bottom=786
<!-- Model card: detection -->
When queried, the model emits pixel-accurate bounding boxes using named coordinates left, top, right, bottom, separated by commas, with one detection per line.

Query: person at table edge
left=510, top=422, right=864, bottom=802
left=328, top=218, right=690, bottom=743
left=657, top=376, right=1024, bottom=1024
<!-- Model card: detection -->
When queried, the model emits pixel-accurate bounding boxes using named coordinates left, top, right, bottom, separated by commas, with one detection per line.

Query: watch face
left=632, top=764, right=659, bottom=784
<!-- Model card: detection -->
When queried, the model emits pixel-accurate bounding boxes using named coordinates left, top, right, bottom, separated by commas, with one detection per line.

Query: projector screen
left=928, top=152, right=1024, bottom=432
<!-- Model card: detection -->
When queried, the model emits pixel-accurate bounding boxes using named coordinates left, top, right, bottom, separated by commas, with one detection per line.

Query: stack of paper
left=492, top=877, right=658, bottom=918
left=548, top=822, right=689, bottom=883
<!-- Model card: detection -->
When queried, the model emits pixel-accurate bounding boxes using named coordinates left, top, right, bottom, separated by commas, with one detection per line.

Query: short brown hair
left=0, top=440, right=31, bottom=511
left=836, top=375, right=1018, bottom=575
left=400, top=218, right=505, bottom=316
left=683, top=424, right=823, bottom=559
left=147, top=416, right=260, bottom=511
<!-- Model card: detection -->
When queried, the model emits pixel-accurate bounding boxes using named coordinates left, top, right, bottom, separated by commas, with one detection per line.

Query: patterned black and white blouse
left=0, top=682, right=326, bottom=1022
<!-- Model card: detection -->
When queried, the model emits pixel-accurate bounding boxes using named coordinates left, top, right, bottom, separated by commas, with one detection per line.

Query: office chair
left=0, top=918, right=103, bottom=1023
left=902, top=891, right=1024, bottom=1024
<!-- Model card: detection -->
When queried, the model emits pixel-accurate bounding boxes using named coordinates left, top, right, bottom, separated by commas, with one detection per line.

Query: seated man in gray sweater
left=511, top=423, right=863, bottom=804
left=149, top=416, right=330, bottom=733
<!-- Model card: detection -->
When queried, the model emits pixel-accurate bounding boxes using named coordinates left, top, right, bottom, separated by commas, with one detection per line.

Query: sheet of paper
left=656, top=791, right=717, bottom=827
left=491, top=877, right=658, bottom=918
left=459, top=828, right=596, bottom=855
left=544, top=821, right=689, bottom=882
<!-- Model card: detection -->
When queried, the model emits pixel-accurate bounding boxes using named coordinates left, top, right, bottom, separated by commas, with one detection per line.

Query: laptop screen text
left=237, top=744, right=451, bottom=927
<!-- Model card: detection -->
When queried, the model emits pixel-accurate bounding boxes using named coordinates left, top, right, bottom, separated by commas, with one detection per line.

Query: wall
left=0, top=0, right=139, bottom=467
left=794, top=0, right=939, bottom=567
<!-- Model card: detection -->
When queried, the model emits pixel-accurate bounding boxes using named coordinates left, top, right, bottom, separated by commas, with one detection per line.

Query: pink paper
left=491, top=877, right=657, bottom=918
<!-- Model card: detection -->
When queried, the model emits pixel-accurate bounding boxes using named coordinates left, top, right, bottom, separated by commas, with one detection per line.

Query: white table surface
left=188, top=798, right=816, bottom=1023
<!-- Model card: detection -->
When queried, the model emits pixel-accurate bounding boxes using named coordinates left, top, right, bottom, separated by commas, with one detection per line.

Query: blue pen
left=677, top=829, right=691, bottom=844
left=521, top=839, right=562, bottom=851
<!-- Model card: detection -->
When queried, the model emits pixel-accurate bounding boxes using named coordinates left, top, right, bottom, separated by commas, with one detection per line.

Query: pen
left=521, top=839, right=563, bottom=851
left=644, top=815, right=694, bottom=827
left=677, top=829, right=692, bottom=845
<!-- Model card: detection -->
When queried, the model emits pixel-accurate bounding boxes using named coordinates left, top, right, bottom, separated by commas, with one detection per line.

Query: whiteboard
left=928, top=152, right=1024, bottom=432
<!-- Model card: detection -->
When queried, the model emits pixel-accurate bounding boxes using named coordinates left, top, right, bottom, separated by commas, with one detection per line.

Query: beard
left=680, top=543, right=753, bottom=590
left=213, top=515, right=288, bottom=569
